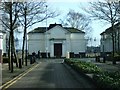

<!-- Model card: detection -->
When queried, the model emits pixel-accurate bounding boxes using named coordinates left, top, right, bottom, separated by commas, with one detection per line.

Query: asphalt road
left=5, top=59, right=96, bottom=89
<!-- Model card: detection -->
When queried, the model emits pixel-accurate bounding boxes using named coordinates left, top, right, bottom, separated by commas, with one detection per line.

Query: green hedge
left=64, top=58, right=120, bottom=89
left=93, top=71, right=120, bottom=89
left=73, top=62, right=101, bottom=73
left=64, top=58, right=101, bottom=74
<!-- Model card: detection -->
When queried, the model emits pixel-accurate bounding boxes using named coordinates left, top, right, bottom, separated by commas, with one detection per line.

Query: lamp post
left=94, top=37, right=96, bottom=57
left=103, top=33, right=105, bottom=63
left=25, top=6, right=27, bottom=66
left=45, top=5, right=48, bottom=58
left=0, top=34, right=2, bottom=64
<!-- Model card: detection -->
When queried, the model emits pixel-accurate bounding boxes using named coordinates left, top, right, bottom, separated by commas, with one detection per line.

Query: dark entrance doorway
left=54, top=43, right=62, bottom=58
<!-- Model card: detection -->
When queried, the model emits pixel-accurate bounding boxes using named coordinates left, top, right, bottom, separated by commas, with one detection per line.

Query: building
left=0, top=8, right=6, bottom=55
left=86, top=46, right=100, bottom=57
left=100, top=23, right=120, bottom=56
left=0, top=31, right=6, bottom=55
left=28, top=23, right=86, bottom=58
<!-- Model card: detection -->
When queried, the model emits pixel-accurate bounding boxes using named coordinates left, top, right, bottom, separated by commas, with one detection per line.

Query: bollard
left=33, top=56, right=36, bottom=63
left=95, top=57, right=97, bottom=62
left=30, top=56, right=32, bottom=64
left=98, top=56, right=100, bottom=62
left=19, top=58, right=22, bottom=68
left=103, top=56, right=106, bottom=63
left=95, top=56, right=98, bottom=62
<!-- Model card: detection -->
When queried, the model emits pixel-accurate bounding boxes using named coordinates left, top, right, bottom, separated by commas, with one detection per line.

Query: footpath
left=78, top=58, right=120, bottom=73
left=1, top=60, right=38, bottom=86
left=93, top=61, right=120, bottom=72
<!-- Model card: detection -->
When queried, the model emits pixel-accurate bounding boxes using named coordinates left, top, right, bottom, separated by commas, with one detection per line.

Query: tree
left=59, top=10, right=92, bottom=44
left=82, top=0, right=120, bottom=64
left=18, top=1, right=59, bottom=66
left=0, top=2, right=20, bottom=72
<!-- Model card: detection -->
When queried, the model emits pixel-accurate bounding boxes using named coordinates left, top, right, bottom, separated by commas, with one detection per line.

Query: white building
left=28, top=24, right=86, bottom=58
left=0, top=31, right=6, bottom=54
left=100, top=23, right=120, bottom=56
left=0, top=9, right=6, bottom=55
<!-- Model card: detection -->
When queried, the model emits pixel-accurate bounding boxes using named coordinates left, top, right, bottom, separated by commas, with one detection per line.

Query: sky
left=29, top=0, right=111, bottom=46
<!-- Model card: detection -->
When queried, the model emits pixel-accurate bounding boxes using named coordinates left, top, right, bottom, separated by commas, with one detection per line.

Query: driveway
left=4, top=59, right=96, bottom=89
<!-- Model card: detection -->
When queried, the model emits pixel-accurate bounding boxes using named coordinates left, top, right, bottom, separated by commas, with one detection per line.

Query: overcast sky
left=30, top=0, right=111, bottom=46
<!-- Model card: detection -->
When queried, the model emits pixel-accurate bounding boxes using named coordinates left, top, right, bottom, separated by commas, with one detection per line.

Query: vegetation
left=18, top=2, right=59, bottom=66
left=60, top=10, right=92, bottom=41
left=64, top=58, right=120, bottom=89
left=64, top=58, right=101, bottom=73
left=0, top=1, right=59, bottom=72
left=93, top=72, right=120, bottom=89
left=82, top=0, right=120, bottom=64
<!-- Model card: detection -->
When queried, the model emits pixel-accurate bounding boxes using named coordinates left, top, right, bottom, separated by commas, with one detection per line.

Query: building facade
left=0, top=8, right=6, bottom=55
left=100, top=23, right=120, bottom=56
left=28, top=24, right=86, bottom=58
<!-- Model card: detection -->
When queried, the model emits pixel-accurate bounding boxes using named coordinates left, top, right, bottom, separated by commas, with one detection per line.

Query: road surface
left=5, top=59, right=96, bottom=89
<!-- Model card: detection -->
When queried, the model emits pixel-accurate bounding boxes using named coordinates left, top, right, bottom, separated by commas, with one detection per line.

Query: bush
left=64, top=58, right=79, bottom=65
left=93, top=71, right=120, bottom=89
left=73, top=61, right=102, bottom=74
left=65, top=58, right=120, bottom=89
left=64, top=58, right=101, bottom=74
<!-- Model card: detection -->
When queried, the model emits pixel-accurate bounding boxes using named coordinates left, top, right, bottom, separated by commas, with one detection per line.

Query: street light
left=0, top=34, right=3, bottom=63
left=103, top=33, right=106, bottom=63
left=94, top=37, right=96, bottom=57
left=24, top=6, right=27, bottom=66
left=45, top=5, right=48, bottom=58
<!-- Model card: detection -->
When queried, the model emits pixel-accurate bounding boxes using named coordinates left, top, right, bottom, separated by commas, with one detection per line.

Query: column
left=62, top=40, right=66, bottom=57
left=51, top=41, right=54, bottom=57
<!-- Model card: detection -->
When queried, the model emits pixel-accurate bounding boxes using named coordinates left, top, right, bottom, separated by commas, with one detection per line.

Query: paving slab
left=2, top=60, right=37, bottom=85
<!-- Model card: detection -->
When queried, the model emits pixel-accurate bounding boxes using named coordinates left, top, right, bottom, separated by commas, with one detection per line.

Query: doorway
left=54, top=43, right=62, bottom=58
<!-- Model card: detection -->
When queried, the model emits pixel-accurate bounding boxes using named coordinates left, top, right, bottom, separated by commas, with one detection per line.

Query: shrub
left=64, top=58, right=120, bottom=89
left=73, top=61, right=102, bottom=73
left=64, top=58, right=101, bottom=74
left=93, top=71, right=120, bottom=89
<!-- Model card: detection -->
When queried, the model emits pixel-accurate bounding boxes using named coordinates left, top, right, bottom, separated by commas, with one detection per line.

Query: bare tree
left=60, top=10, right=91, bottom=29
left=18, top=1, right=59, bottom=66
left=82, top=0, right=120, bottom=64
left=60, top=10, right=92, bottom=44
left=0, top=2, right=20, bottom=72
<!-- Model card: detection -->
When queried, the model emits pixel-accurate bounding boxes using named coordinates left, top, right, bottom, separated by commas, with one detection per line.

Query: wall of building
left=47, top=26, right=67, bottom=39
left=100, top=34, right=113, bottom=54
left=0, top=32, right=6, bottom=54
left=0, top=33, right=3, bottom=50
left=28, top=26, right=86, bottom=58
left=2, top=33, right=6, bottom=54
left=70, top=33, right=86, bottom=54
left=46, top=26, right=68, bottom=57
left=28, top=33, right=45, bottom=54
left=0, top=9, right=6, bottom=55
